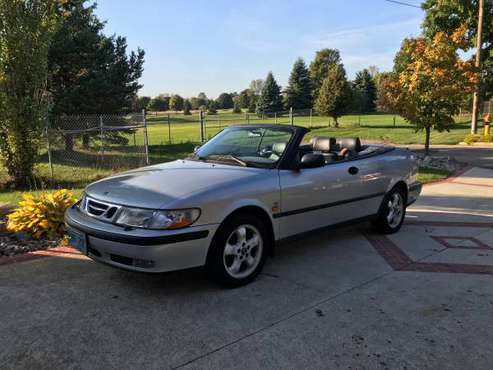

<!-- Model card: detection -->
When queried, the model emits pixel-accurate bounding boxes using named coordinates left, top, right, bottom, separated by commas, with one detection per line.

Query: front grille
left=81, top=195, right=121, bottom=222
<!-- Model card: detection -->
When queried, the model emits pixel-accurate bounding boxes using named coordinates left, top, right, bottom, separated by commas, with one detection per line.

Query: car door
left=277, top=157, right=387, bottom=239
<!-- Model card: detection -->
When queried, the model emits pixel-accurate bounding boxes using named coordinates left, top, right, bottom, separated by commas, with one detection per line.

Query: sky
left=95, top=0, right=424, bottom=99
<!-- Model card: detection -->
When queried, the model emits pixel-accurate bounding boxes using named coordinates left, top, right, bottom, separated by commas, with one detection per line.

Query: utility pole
left=471, top=0, right=484, bottom=134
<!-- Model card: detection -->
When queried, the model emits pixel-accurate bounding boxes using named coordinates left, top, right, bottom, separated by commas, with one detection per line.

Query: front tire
left=206, top=214, right=268, bottom=287
left=372, top=188, right=406, bottom=234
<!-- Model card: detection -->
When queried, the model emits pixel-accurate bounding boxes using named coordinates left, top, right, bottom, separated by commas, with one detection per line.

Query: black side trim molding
left=273, top=192, right=385, bottom=219
left=65, top=209, right=209, bottom=246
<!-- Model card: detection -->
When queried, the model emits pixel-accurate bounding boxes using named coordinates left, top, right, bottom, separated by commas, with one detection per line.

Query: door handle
left=348, top=166, right=359, bottom=175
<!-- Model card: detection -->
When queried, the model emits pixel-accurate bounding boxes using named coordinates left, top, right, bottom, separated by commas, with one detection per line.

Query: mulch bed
left=0, top=204, right=61, bottom=257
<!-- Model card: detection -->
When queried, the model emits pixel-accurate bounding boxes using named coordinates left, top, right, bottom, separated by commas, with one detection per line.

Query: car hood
left=84, top=160, right=267, bottom=209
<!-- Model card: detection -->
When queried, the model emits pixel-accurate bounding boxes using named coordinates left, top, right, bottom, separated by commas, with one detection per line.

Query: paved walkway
left=1, top=168, right=493, bottom=369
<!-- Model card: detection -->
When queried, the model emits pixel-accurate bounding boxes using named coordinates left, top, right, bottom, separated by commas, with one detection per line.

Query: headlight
left=115, top=207, right=200, bottom=230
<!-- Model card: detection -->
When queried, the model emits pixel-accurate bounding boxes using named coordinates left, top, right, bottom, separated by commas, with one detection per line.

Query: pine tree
left=309, top=49, right=342, bottom=99
left=353, top=69, right=377, bottom=112
left=284, top=58, right=312, bottom=109
left=314, top=64, right=351, bottom=127
left=256, top=72, right=283, bottom=115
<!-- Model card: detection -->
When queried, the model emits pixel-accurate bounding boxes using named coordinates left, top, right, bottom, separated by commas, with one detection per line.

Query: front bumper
left=65, top=205, right=218, bottom=273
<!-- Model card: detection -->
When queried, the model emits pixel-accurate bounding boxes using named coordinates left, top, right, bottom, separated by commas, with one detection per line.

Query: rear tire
left=372, top=187, right=406, bottom=234
left=206, top=214, right=269, bottom=287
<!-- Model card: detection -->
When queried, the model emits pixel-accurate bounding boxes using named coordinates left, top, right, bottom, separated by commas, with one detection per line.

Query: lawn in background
left=142, top=111, right=474, bottom=146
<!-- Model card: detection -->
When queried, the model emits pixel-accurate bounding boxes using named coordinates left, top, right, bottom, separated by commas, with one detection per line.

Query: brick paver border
left=364, top=223, right=493, bottom=275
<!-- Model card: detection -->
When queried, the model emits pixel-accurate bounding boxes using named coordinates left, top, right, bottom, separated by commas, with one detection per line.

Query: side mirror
left=299, top=153, right=325, bottom=169
left=193, top=145, right=201, bottom=153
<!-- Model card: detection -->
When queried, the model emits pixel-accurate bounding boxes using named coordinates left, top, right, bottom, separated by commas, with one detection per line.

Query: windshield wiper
left=198, top=154, right=249, bottom=167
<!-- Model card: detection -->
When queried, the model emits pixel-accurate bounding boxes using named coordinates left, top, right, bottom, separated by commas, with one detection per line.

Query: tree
left=247, top=97, right=257, bottom=113
left=48, top=0, right=145, bottom=151
left=134, top=96, right=151, bottom=111
left=49, top=0, right=145, bottom=115
left=169, top=94, right=184, bottom=111
left=249, top=79, right=264, bottom=96
left=216, top=93, right=234, bottom=109
left=197, top=92, right=208, bottom=106
left=147, top=95, right=169, bottom=111
left=314, top=64, right=351, bottom=127
left=309, top=48, right=342, bottom=98
left=183, top=99, right=192, bottom=115
left=207, top=100, right=217, bottom=114
left=352, top=69, right=377, bottom=113
left=284, top=58, right=312, bottom=109
left=422, top=0, right=493, bottom=100
left=0, top=0, right=58, bottom=187
left=256, top=72, right=283, bottom=114
left=380, top=26, right=478, bottom=155
left=232, top=99, right=242, bottom=114
left=375, top=72, right=401, bottom=113
left=238, top=89, right=251, bottom=109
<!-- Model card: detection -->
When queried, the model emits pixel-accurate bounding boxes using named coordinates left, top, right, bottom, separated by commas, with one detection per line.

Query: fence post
left=358, top=115, right=361, bottom=127
left=46, top=119, right=54, bottom=180
left=393, top=115, right=396, bottom=128
left=143, top=109, right=150, bottom=165
left=167, top=113, right=171, bottom=144
left=99, top=115, right=104, bottom=157
left=199, top=111, right=205, bottom=142
left=309, top=109, right=312, bottom=127
left=289, top=107, right=294, bottom=125
left=247, top=113, right=250, bottom=124
left=274, top=112, right=277, bottom=124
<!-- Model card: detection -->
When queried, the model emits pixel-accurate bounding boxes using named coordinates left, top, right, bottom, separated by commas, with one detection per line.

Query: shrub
left=7, top=190, right=76, bottom=238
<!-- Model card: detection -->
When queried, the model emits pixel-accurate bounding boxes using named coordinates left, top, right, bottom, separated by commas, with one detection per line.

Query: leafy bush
left=7, top=190, right=76, bottom=238
left=463, top=134, right=492, bottom=144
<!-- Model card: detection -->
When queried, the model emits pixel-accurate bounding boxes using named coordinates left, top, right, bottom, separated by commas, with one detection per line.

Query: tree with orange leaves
left=378, top=26, right=478, bottom=155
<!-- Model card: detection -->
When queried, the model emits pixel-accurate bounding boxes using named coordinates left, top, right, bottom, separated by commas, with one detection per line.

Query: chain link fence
left=38, top=103, right=490, bottom=187
left=45, top=111, right=149, bottom=184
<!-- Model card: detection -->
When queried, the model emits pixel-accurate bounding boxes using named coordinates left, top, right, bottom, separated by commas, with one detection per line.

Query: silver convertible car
left=65, top=124, right=421, bottom=286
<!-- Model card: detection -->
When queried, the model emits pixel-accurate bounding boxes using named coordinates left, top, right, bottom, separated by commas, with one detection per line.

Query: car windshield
left=192, top=126, right=293, bottom=168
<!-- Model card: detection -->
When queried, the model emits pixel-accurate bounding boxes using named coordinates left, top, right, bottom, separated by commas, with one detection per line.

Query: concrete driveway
left=1, top=168, right=493, bottom=369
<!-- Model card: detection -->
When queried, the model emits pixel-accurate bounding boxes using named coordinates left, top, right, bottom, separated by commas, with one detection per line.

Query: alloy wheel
left=223, top=224, right=263, bottom=279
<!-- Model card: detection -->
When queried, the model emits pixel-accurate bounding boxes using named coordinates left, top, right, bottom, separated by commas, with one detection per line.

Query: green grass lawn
left=0, top=111, right=471, bottom=205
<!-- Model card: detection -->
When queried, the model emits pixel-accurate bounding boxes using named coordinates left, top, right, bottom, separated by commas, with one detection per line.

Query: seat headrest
left=311, top=137, right=336, bottom=152
left=271, top=142, right=287, bottom=156
left=336, top=137, right=362, bottom=152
